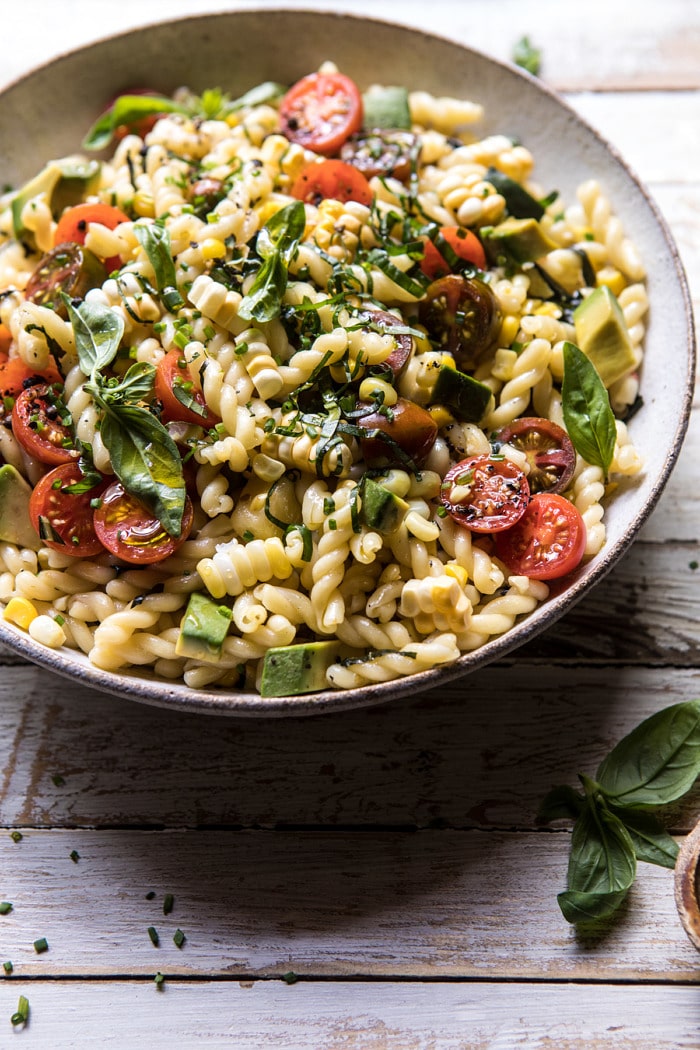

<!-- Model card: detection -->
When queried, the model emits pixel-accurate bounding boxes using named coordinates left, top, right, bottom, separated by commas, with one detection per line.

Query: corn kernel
left=358, top=377, right=398, bottom=406
left=596, top=267, right=626, bottom=296
left=3, top=597, right=38, bottom=631
left=499, top=315, right=520, bottom=348
left=428, top=405, right=455, bottom=429
left=255, top=200, right=286, bottom=226
left=411, top=325, right=432, bottom=356
left=132, top=191, right=155, bottom=218
left=534, top=301, right=561, bottom=318
left=445, top=563, right=469, bottom=587
left=200, top=238, right=227, bottom=260
left=28, top=615, right=66, bottom=648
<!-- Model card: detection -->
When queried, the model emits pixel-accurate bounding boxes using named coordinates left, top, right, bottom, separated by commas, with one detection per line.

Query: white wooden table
left=1, top=2, right=699, bottom=1046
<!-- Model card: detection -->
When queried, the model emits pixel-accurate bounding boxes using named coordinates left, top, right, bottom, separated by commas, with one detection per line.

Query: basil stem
left=83, top=95, right=189, bottom=151
left=133, top=222, right=184, bottom=311
left=238, top=201, right=306, bottom=322
left=561, top=341, right=616, bottom=476
left=64, top=295, right=124, bottom=378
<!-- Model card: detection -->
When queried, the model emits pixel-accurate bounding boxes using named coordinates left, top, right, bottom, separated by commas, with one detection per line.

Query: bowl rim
left=0, top=7, right=695, bottom=717
left=674, top=820, right=700, bottom=951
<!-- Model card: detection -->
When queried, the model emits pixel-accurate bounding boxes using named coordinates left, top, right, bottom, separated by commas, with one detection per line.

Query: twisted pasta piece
left=327, top=632, right=460, bottom=688
left=197, top=536, right=304, bottom=599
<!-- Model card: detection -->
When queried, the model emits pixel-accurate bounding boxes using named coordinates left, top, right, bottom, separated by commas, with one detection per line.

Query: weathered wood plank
left=0, top=979, right=699, bottom=1050
left=0, top=666, right=699, bottom=830
left=0, top=828, right=694, bottom=980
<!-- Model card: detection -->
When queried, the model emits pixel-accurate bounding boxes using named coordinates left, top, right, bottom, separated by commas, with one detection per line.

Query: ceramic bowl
left=675, top=820, right=700, bottom=950
left=0, top=9, right=694, bottom=716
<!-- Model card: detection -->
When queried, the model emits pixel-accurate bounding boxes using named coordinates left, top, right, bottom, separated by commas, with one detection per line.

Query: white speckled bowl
left=0, top=10, right=694, bottom=716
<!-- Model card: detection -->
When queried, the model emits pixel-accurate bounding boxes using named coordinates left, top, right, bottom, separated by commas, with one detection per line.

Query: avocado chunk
left=0, top=465, right=41, bottom=550
left=486, top=167, right=545, bottom=220
left=483, top=216, right=557, bottom=265
left=573, top=285, right=635, bottom=387
left=175, top=592, right=232, bottom=662
left=361, top=477, right=408, bottom=534
left=430, top=364, right=492, bottom=423
left=11, top=157, right=101, bottom=244
left=260, top=640, right=340, bottom=697
left=362, top=85, right=411, bottom=130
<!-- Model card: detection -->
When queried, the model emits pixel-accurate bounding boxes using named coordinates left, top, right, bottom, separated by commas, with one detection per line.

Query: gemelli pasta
left=0, top=64, right=645, bottom=696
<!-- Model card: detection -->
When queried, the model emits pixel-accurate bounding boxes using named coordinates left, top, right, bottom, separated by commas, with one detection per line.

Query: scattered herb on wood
left=70, top=850, right=80, bottom=864
left=173, top=929, right=185, bottom=949
left=282, top=971, right=298, bottom=984
left=163, top=893, right=174, bottom=915
left=147, top=926, right=159, bottom=947
left=3, top=961, right=13, bottom=976
left=10, top=994, right=28, bottom=1027
left=512, top=36, right=541, bottom=76
left=145, top=891, right=156, bottom=901
left=10, top=832, right=22, bottom=843
left=0, top=902, right=12, bottom=915
left=51, top=775, right=65, bottom=787
left=154, top=972, right=165, bottom=989
left=539, top=699, right=700, bottom=923
left=33, top=938, right=48, bottom=954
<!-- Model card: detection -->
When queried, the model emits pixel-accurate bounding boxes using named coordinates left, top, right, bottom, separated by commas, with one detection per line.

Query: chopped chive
left=147, top=926, right=159, bottom=947
left=163, top=894, right=174, bottom=915
left=282, top=971, right=298, bottom=984
left=33, top=938, right=48, bottom=954
left=154, top=972, right=165, bottom=988
left=11, top=994, right=29, bottom=1025
left=53, top=614, right=65, bottom=627
left=69, top=850, right=80, bottom=863
left=145, top=891, right=156, bottom=901
left=173, top=929, right=185, bottom=949
left=0, top=902, right=12, bottom=915
left=51, top=774, right=65, bottom=787
left=10, top=832, right=22, bottom=843
left=690, top=560, right=698, bottom=571
left=3, top=961, right=12, bottom=975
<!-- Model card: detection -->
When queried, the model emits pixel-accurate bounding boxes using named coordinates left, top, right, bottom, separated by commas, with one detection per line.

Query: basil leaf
left=99, top=403, right=185, bottom=537
left=83, top=95, right=188, bottom=151
left=133, top=223, right=184, bottom=310
left=100, top=362, right=156, bottom=405
left=608, top=806, right=679, bottom=869
left=561, top=341, right=616, bottom=475
left=64, top=295, right=124, bottom=378
left=557, top=797, right=636, bottom=924
left=239, top=201, right=305, bottom=322
left=226, top=81, right=286, bottom=113
left=537, top=784, right=585, bottom=823
left=596, top=700, right=700, bottom=808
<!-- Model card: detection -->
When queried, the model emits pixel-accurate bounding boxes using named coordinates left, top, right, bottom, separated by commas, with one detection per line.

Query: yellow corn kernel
left=428, top=405, right=455, bottom=429
left=200, top=238, right=227, bottom=260
left=534, top=301, right=561, bottom=318
left=411, top=325, right=432, bottom=356
left=499, top=315, right=520, bottom=348
left=225, top=113, right=241, bottom=128
left=254, top=200, right=286, bottom=226
left=596, top=267, right=626, bottom=296
left=445, top=563, right=469, bottom=588
left=439, top=353, right=456, bottom=369
left=3, top=597, right=38, bottom=631
left=132, top=190, right=155, bottom=218
left=358, top=377, right=398, bottom=406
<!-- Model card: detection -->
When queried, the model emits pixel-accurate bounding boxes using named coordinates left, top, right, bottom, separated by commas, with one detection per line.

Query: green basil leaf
left=258, top=200, right=306, bottom=260
left=99, top=403, right=185, bottom=537
left=561, top=341, right=616, bottom=475
left=537, top=784, right=585, bottom=823
left=608, top=806, right=679, bottom=869
left=596, top=700, right=700, bottom=807
left=239, top=201, right=305, bottom=322
left=101, top=362, right=156, bottom=405
left=557, top=797, right=636, bottom=924
left=133, top=223, right=184, bottom=310
left=83, top=95, right=188, bottom=151
left=64, top=295, right=124, bottom=377
left=226, top=81, right=286, bottom=113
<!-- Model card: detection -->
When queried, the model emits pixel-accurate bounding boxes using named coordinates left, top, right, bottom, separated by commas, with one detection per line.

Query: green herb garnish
left=561, top=341, right=616, bottom=477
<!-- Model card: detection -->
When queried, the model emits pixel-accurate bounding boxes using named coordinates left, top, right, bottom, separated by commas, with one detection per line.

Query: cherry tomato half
left=495, top=417, right=576, bottom=495
left=494, top=492, right=587, bottom=580
left=155, top=349, right=220, bottom=429
left=29, top=462, right=107, bottom=557
left=25, top=244, right=107, bottom=319
left=440, top=455, right=530, bottom=533
left=12, top=383, right=78, bottom=465
left=54, top=202, right=129, bottom=274
left=420, top=226, right=487, bottom=279
left=291, top=159, right=372, bottom=207
left=0, top=357, right=63, bottom=398
left=93, top=481, right=194, bottom=565
left=358, top=309, right=413, bottom=377
left=358, top=398, right=437, bottom=470
left=340, top=129, right=418, bottom=181
left=0, top=324, right=12, bottom=356
left=420, top=275, right=502, bottom=373
left=280, top=72, right=363, bottom=155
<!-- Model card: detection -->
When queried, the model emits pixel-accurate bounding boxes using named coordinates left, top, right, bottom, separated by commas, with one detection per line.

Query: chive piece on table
left=173, top=929, right=185, bottom=949
left=69, top=850, right=80, bottom=864
left=10, top=832, right=22, bottom=843
left=0, top=902, right=12, bottom=915
left=33, top=938, right=48, bottom=954
left=163, top=894, right=174, bottom=915
left=11, top=994, right=29, bottom=1026
left=147, top=926, right=159, bottom=947
left=3, top=961, right=13, bottom=975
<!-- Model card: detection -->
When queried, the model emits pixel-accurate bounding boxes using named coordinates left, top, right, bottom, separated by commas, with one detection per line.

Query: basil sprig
left=539, top=700, right=700, bottom=924
left=83, top=95, right=189, bottom=151
left=238, top=201, right=306, bottom=323
left=64, top=296, right=186, bottom=537
left=133, top=223, right=184, bottom=311
left=561, top=341, right=617, bottom=476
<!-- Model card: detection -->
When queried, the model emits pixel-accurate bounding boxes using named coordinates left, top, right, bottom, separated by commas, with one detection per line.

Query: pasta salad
left=0, top=66, right=646, bottom=696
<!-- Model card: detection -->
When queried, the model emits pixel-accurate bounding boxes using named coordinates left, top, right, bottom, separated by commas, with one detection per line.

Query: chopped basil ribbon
left=238, top=201, right=306, bottom=322
left=365, top=249, right=428, bottom=299
left=172, top=381, right=209, bottom=419
left=133, top=222, right=184, bottom=311
left=561, top=341, right=616, bottom=476
left=83, top=95, right=189, bottom=151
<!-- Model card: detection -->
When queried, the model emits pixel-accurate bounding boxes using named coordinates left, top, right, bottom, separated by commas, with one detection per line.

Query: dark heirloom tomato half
left=155, top=349, right=220, bottom=429
left=358, top=309, right=413, bottom=378
left=358, top=398, right=437, bottom=469
left=291, top=160, right=372, bottom=206
left=54, top=202, right=129, bottom=274
left=419, top=274, right=502, bottom=372
left=494, top=492, right=586, bottom=579
left=12, top=383, right=78, bottom=465
left=420, top=226, right=487, bottom=279
left=25, top=244, right=107, bottom=318
left=495, top=417, right=576, bottom=494
left=280, top=72, right=363, bottom=155
left=0, top=356, right=62, bottom=398
left=340, top=129, right=418, bottom=181
left=440, top=455, right=530, bottom=533
left=93, top=482, right=194, bottom=565
left=187, top=176, right=227, bottom=215
left=29, top=462, right=107, bottom=557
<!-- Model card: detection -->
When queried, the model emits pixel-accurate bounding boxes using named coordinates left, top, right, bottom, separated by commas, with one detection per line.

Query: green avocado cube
left=573, top=285, right=636, bottom=388
left=0, top=465, right=41, bottom=550
left=361, top=478, right=408, bottom=534
left=430, top=364, right=492, bottom=423
left=175, top=593, right=232, bottom=662
left=260, top=641, right=340, bottom=697
left=484, top=216, right=557, bottom=264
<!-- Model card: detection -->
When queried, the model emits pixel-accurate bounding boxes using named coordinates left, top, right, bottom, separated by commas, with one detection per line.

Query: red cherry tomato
left=0, top=357, right=63, bottom=398
left=54, top=202, right=129, bottom=274
left=93, top=481, right=194, bottom=565
left=155, top=349, right=220, bottom=429
left=0, top=324, right=12, bottom=356
left=495, top=417, right=576, bottom=495
left=358, top=398, right=437, bottom=469
left=29, top=462, right=107, bottom=557
left=291, top=159, right=372, bottom=207
left=12, top=383, right=78, bottom=465
left=440, top=455, right=530, bottom=533
left=494, top=492, right=587, bottom=580
left=421, top=226, right=487, bottom=279
left=280, top=72, right=363, bottom=155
